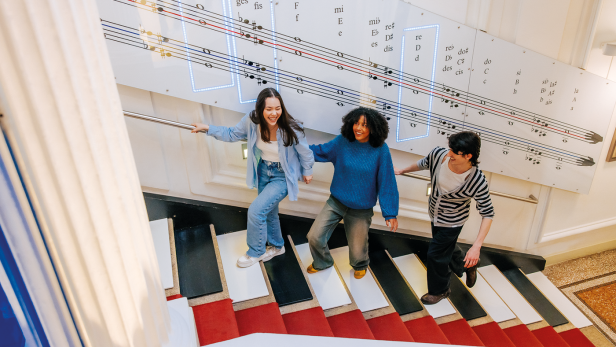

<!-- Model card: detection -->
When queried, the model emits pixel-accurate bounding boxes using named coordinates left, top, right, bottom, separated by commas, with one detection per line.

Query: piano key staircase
left=146, top=193, right=608, bottom=346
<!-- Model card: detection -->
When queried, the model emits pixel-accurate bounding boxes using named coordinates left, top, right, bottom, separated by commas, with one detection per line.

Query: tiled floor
left=543, top=249, right=616, bottom=346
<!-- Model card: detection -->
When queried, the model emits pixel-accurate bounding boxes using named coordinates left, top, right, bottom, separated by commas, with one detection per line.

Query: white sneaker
left=236, top=253, right=266, bottom=268
left=262, top=245, right=285, bottom=262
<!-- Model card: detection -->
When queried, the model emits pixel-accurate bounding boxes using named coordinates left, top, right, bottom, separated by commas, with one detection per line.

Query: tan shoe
left=354, top=269, right=366, bottom=279
left=307, top=264, right=319, bottom=274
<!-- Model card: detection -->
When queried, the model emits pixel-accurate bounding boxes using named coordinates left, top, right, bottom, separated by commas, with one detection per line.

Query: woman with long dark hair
left=192, top=88, right=314, bottom=268
left=306, top=107, right=398, bottom=279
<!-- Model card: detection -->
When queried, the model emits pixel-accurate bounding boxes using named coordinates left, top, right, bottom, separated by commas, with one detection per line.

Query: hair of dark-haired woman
left=250, top=88, right=304, bottom=147
left=340, top=107, right=389, bottom=148
left=448, top=131, right=481, bottom=166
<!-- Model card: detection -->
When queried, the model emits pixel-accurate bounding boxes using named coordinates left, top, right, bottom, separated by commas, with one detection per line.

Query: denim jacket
left=207, top=113, right=315, bottom=201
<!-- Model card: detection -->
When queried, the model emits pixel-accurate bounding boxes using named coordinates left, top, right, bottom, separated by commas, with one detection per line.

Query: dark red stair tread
left=192, top=299, right=240, bottom=345
left=326, top=309, right=375, bottom=339
left=404, top=315, right=450, bottom=344
left=366, top=313, right=415, bottom=342
left=439, top=319, right=485, bottom=346
left=282, top=307, right=334, bottom=337
left=532, top=326, right=571, bottom=347
left=503, top=324, right=544, bottom=347
left=235, top=302, right=287, bottom=336
left=472, top=322, right=516, bottom=347
left=559, top=328, right=595, bottom=347
left=166, top=294, right=182, bottom=301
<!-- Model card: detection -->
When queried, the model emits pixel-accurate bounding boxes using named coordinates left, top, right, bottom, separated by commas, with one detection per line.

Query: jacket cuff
left=384, top=215, right=397, bottom=221
left=302, top=168, right=313, bottom=177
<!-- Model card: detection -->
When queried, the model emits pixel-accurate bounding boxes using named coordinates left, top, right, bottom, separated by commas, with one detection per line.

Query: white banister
left=0, top=0, right=170, bottom=346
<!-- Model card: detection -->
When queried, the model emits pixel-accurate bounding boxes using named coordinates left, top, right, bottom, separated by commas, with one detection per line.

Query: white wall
left=120, top=0, right=616, bottom=262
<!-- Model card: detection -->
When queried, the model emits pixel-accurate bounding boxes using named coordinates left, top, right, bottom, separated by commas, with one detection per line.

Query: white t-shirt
left=439, top=157, right=471, bottom=193
left=256, top=126, right=280, bottom=162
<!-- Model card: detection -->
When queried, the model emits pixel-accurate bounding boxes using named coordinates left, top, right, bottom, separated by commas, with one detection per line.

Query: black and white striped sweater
left=417, top=147, right=494, bottom=227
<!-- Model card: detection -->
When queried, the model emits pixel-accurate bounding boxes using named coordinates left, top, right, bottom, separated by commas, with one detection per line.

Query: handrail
left=124, top=111, right=539, bottom=204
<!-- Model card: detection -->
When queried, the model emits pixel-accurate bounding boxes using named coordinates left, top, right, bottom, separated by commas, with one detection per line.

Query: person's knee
left=307, top=228, right=324, bottom=248
left=247, top=204, right=265, bottom=222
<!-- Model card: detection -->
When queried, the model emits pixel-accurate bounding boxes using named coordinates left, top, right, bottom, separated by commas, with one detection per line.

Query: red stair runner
left=192, top=299, right=240, bottom=345
left=404, top=315, right=450, bottom=344
left=559, top=328, right=595, bottom=347
left=472, top=322, right=516, bottom=347
left=166, top=294, right=182, bottom=301
left=234, top=302, right=287, bottom=336
left=282, top=307, right=334, bottom=337
left=439, top=319, right=485, bottom=346
left=326, top=309, right=375, bottom=339
left=503, top=324, right=544, bottom=347
left=532, top=326, right=571, bottom=347
left=366, top=313, right=415, bottom=342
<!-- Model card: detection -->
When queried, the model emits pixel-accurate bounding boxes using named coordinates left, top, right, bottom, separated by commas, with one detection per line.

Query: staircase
left=145, top=193, right=605, bottom=347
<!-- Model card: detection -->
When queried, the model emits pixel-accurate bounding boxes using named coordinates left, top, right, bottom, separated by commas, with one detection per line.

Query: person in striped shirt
left=395, top=131, right=494, bottom=304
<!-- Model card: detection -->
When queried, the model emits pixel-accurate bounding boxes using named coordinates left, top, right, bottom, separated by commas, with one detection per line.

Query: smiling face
left=447, top=148, right=472, bottom=166
left=353, top=115, right=371, bottom=143
left=263, top=96, right=282, bottom=128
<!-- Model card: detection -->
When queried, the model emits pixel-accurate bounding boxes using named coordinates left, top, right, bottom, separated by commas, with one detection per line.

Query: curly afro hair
left=340, top=107, right=389, bottom=148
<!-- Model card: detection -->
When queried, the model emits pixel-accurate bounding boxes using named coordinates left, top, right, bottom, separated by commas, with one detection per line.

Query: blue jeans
left=246, top=160, right=288, bottom=257
left=307, top=195, right=374, bottom=271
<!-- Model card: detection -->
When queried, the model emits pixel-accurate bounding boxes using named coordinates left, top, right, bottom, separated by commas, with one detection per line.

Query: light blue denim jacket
left=207, top=113, right=315, bottom=201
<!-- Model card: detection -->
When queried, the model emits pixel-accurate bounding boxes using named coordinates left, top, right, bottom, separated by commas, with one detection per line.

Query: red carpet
left=404, top=315, right=450, bottom=344
left=166, top=294, right=182, bottom=301
left=326, top=309, right=375, bottom=339
left=559, top=328, right=595, bottom=347
left=472, top=322, right=516, bottom=347
left=192, top=299, right=240, bottom=345
left=532, top=326, right=571, bottom=347
left=282, top=307, right=334, bottom=337
left=235, top=302, right=287, bottom=336
left=503, top=324, right=544, bottom=347
left=439, top=319, right=485, bottom=346
left=366, top=313, right=414, bottom=342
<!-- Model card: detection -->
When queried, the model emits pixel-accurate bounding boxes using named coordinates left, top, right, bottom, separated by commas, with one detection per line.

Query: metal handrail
left=124, top=111, right=539, bottom=204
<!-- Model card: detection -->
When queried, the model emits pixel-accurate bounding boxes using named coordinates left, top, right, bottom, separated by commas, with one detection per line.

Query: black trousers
left=426, top=223, right=466, bottom=295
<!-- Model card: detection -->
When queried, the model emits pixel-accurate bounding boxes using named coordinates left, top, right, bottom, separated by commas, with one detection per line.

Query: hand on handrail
left=191, top=123, right=209, bottom=133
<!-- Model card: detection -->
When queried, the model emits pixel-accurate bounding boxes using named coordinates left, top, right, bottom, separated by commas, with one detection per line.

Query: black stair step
left=369, top=249, right=423, bottom=315
left=263, top=235, right=313, bottom=307
left=501, top=268, right=569, bottom=327
left=448, top=272, right=487, bottom=321
left=174, top=224, right=223, bottom=298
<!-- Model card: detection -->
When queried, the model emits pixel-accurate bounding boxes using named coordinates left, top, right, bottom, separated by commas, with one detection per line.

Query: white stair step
left=164, top=297, right=199, bottom=347
left=295, top=243, right=352, bottom=310
left=330, top=246, right=389, bottom=312
left=392, top=254, right=456, bottom=318
left=150, top=219, right=174, bottom=289
left=462, top=271, right=516, bottom=323
left=479, top=265, right=543, bottom=325
left=216, top=230, right=269, bottom=303
left=526, top=272, right=592, bottom=329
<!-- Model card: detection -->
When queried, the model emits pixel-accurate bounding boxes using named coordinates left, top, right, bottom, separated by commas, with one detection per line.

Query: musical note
left=531, top=126, right=547, bottom=137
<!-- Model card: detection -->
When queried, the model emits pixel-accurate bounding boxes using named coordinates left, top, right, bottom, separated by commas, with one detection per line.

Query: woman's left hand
left=303, top=175, right=313, bottom=184
left=386, top=218, right=398, bottom=232
left=464, top=245, right=481, bottom=268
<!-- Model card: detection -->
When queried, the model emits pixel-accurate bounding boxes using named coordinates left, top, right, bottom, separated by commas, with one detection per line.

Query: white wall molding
left=540, top=215, right=616, bottom=243
left=0, top=1, right=170, bottom=346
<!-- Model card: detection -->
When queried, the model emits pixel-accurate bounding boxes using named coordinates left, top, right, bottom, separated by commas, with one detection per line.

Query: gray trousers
left=307, top=195, right=374, bottom=271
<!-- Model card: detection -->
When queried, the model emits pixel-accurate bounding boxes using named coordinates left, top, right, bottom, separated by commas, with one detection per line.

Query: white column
left=0, top=0, right=170, bottom=346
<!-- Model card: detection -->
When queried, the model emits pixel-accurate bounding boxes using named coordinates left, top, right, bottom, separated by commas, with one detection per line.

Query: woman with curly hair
left=306, top=107, right=398, bottom=279
left=191, top=88, right=314, bottom=268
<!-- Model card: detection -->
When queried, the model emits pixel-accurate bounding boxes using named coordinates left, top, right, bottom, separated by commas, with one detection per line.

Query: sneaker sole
left=262, top=247, right=285, bottom=262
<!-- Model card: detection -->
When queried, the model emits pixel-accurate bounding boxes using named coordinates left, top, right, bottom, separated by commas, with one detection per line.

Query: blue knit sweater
left=310, top=135, right=399, bottom=220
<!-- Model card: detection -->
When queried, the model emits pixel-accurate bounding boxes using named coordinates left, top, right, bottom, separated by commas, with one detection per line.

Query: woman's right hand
left=191, top=123, right=209, bottom=133
left=394, top=166, right=404, bottom=175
